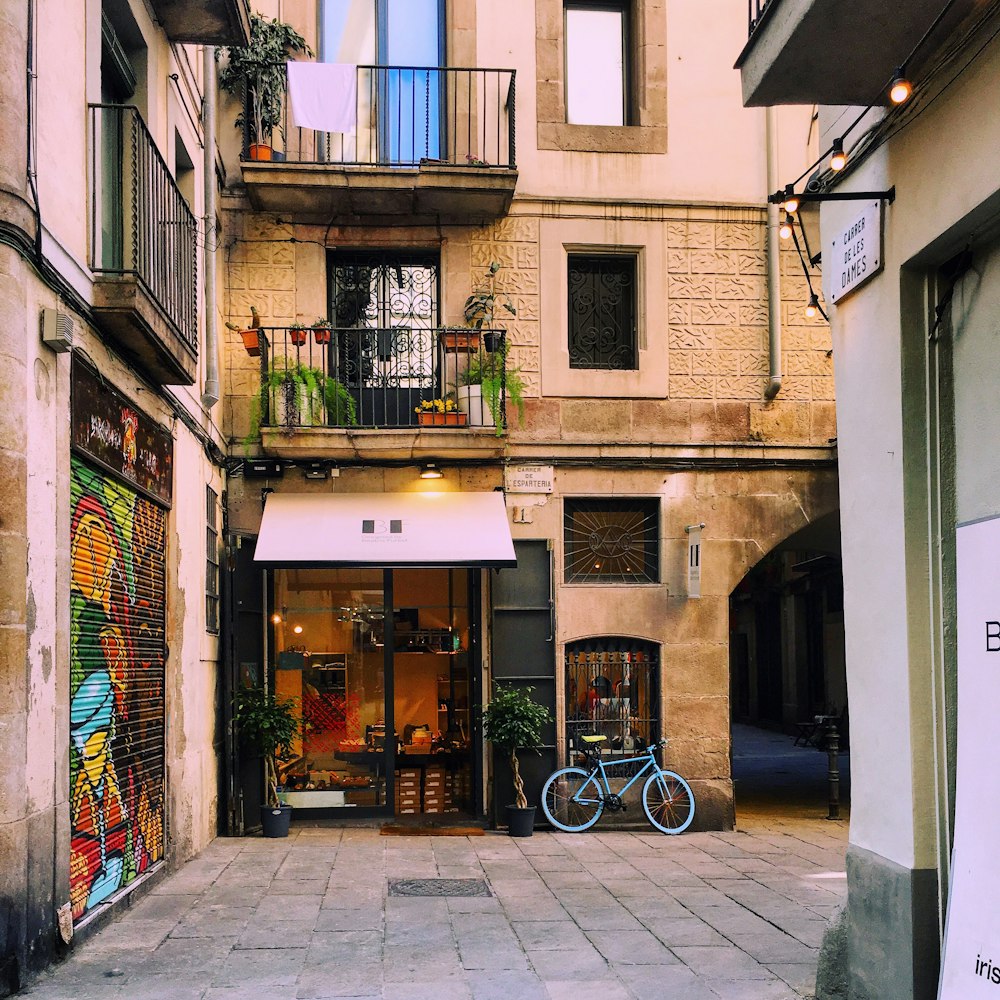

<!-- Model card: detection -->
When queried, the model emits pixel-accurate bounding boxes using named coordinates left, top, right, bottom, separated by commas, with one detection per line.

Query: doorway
left=267, top=566, right=479, bottom=817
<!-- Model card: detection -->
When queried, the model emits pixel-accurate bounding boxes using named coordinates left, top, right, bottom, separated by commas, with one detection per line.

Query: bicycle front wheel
left=541, top=767, right=604, bottom=832
left=642, top=769, right=695, bottom=834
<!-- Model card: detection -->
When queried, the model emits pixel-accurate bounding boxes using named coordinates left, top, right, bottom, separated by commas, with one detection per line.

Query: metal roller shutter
left=69, top=456, right=167, bottom=922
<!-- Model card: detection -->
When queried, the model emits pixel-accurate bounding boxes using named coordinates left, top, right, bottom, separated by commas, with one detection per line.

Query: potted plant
left=441, top=327, right=481, bottom=352
left=483, top=684, right=551, bottom=837
left=219, top=14, right=311, bottom=160
left=235, top=686, right=300, bottom=837
left=457, top=341, right=526, bottom=434
left=415, top=397, right=467, bottom=427
left=226, top=306, right=264, bottom=356
left=246, top=361, right=357, bottom=443
left=464, top=260, right=517, bottom=335
left=288, top=322, right=308, bottom=346
left=311, top=317, right=333, bottom=345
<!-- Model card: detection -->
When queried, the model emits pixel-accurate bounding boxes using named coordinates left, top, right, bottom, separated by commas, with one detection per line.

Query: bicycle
left=540, top=735, right=696, bottom=835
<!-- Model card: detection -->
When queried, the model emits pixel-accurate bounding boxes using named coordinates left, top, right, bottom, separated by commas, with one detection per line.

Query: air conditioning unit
left=40, top=308, right=73, bottom=353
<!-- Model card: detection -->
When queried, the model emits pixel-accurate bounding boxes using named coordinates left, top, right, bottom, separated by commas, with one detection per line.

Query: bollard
left=824, top=719, right=841, bottom=820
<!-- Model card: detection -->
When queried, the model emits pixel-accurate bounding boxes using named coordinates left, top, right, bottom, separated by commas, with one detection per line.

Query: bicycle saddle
left=580, top=735, right=607, bottom=744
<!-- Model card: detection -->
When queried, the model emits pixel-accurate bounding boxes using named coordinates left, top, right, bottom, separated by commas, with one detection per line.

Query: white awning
left=253, top=491, right=517, bottom=568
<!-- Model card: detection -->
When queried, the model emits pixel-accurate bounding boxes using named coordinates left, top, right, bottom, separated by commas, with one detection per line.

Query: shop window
left=568, top=254, right=637, bottom=370
left=565, top=637, right=659, bottom=759
left=205, top=486, right=220, bottom=633
left=564, top=497, right=659, bottom=583
left=564, top=2, right=630, bottom=126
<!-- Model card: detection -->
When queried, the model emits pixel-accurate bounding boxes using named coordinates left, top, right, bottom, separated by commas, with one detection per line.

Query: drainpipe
left=764, top=106, right=782, bottom=401
left=201, top=44, right=220, bottom=409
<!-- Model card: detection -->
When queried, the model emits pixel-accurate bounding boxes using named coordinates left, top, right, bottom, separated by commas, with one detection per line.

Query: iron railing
left=88, top=104, right=198, bottom=350
left=747, top=0, right=780, bottom=36
left=242, top=64, right=516, bottom=168
left=565, top=638, right=659, bottom=762
left=252, top=326, right=507, bottom=431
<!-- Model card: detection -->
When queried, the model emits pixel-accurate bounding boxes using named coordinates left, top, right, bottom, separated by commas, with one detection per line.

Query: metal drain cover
left=389, top=878, right=491, bottom=897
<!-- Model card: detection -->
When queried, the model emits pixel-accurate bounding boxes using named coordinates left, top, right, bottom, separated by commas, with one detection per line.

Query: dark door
left=489, top=540, right=556, bottom=825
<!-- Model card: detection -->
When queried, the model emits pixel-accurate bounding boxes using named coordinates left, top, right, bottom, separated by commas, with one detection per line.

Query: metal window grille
left=206, top=486, right=220, bottom=634
left=568, top=254, right=637, bottom=370
left=565, top=637, right=659, bottom=761
left=564, top=498, right=659, bottom=584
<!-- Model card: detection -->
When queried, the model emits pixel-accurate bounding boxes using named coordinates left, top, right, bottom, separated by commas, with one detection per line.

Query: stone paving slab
left=23, top=814, right=847, bottom=1000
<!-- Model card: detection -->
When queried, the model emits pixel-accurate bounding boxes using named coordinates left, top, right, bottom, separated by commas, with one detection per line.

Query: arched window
left=565, top=637, right=659, bottom=759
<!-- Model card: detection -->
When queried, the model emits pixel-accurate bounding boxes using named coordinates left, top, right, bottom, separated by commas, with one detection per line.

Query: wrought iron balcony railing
left=249, top=326, right=508, bottom=432
left=88, top=104, right=198, bottom=350
left=747, top=0, right=780, bottom=37
left=241, top=64, right=515, bottom=169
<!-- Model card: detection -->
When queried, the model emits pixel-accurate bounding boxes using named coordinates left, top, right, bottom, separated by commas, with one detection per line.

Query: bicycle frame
left=573, top=744, right=662, bottom=803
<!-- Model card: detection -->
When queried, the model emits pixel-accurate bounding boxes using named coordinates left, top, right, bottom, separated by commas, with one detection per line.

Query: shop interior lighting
left=889, top=68, right=913, bottom=104
left=271, top=613, right=282, bottom=624
left=779, top=214, right=794, bottom=240
left=420, top=463, right=444, bottom=480
left=293, top=624, right=304, bottom=635
left=830, top=138, right=847, bottom=172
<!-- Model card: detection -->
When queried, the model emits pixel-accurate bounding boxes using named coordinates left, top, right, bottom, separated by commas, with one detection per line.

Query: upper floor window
left=564, top=2, right=629, bottom=126
left=564, top=498, right=659, bottom=584
left=568, top=254, right=637, bottom=370
left=206, top=487, right=220, bottom=634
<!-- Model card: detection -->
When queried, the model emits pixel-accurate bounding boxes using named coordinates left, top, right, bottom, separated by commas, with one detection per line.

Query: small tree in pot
left=236, top=687, right=300, bottom=837
left=483, top=684, right=551, bottom=837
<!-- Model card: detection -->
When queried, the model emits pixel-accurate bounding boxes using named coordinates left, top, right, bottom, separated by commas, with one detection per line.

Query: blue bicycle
left=540, top=736, right=696, bottom=834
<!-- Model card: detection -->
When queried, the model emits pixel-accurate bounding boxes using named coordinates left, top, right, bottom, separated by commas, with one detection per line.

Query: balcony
left=89, top=105, right=198, bottom=385
left=238, top=65, right=517, bottom=222
left=736, top=0, right=977, bottom=106
left=150, top=0, right=250, bottom=45
left=245, top=326, right=509, bottom=461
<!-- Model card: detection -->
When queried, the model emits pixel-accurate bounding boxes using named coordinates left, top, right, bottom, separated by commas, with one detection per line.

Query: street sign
left=830, top=200, right=883, bottom=305
left=505, top=465, right=554, bottom=494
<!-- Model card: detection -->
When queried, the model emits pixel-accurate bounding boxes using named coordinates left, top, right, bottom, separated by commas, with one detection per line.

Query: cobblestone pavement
left=24, top=814, right=848, bottom=1000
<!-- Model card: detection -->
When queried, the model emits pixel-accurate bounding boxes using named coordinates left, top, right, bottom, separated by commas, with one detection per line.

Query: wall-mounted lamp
left=829, top=138, right=847, bottom=172
left=271, top=613, right=283, bottom=624
left=420, top=463, right=444, bottom=480
left=292, top=624, right=304, bottom=635
left=889, top=68, right=913, bottom=105
left=779, top=214, right=794, bottom=240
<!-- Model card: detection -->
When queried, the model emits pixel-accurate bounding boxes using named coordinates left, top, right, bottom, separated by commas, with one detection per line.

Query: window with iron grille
left=565, top=637, right=659, bottom=760
left=206, top=486, right=220, bottom=634
left=564, top=498, right=658, bottom=583
left=568, top=254, right=637, bottom=369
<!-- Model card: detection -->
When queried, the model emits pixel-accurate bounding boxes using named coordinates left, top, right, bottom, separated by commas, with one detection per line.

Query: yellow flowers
left=415, top=398, right=456, bottom=415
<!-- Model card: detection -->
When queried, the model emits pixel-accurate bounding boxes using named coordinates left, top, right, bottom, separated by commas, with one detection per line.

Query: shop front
left=248, top=490, right=516, bottom=821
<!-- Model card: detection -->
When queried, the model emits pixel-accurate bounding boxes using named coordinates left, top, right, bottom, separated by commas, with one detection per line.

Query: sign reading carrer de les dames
left=830, top=200, right=883, bottom=305
left=940, top=515, right=1000, bottom=996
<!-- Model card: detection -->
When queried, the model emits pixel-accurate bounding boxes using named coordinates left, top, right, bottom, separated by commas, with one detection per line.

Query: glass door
left=270, top=568, right=391, bottom=813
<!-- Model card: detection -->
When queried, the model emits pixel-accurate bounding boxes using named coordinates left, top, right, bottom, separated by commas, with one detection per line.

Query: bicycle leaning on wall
left=540, top=735, right=696, bottom=834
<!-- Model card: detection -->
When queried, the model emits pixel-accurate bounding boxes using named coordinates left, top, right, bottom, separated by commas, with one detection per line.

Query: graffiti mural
left=69, top=456, right=166, bottom=921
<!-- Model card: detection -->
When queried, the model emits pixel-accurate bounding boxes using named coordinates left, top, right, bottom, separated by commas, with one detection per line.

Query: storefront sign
left=505, top=465, right=554, bottom=494
left=71, top=357, right=173, bottom=506
left=686, top=523, right=703, bottom=599
left=940, top=515, right=1000, bottom=996
left=830, top=200, right=883, bottom=305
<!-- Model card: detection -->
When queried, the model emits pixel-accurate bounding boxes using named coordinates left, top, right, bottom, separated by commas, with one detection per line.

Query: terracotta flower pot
left=248, top=143, right=273, bottom=161
left=313, top=327, right=332, bottom=345
left=289, top=329, right=308, bottom=346
left=441, top=330, right=481, bottom=351
left=417, top=411, right=468, bottom=427
left=240, top=329, right=261, bottom=356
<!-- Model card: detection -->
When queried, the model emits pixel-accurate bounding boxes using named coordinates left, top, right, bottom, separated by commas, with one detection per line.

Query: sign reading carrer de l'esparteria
left=504, top=465, right=554, bottom=494
left=940, top=515, right=1000, bottom=996
left=830, top=200, right=883, bottom=305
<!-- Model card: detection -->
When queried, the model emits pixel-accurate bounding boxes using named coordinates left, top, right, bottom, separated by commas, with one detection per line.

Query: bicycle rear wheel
left=642, top=769, right=695, bottom=834
left=541, top=767, right=604, bottom=832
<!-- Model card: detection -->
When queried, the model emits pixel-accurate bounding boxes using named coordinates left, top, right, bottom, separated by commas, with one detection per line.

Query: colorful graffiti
left=69, top=457, right=166, bottom=921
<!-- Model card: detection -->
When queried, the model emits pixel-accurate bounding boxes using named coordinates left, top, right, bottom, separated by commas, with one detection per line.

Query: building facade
left=219, top=0, right=840, bottom=833
left=738, top=1, right=1000, bottom=997
left=0, top=0, right=245, bottom=990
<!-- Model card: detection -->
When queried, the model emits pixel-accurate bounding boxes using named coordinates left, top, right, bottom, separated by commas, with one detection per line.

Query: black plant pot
left=260, top=803, right=292, bottom=838
left=506, top=805, right=536, bottom=837
left=483, top=329, right=505, bottom=353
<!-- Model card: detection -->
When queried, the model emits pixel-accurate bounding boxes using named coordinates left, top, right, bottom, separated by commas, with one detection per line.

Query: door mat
left=380, top=824, right=485, bottom=837
left=389, top=878, right=491, bottom=897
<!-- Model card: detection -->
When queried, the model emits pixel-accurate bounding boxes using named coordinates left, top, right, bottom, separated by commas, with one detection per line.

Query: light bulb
left=779, top=214, right=794, bottom=240
left=293, top=624, right=303, bottom=634
left=420, top=463, right=444, bottom=480
left=830, top=138, right=847, bottom=172
left=889, top=69, right=912, bottom=105
left=805, top=293, right=820, bottom=319
left=783, top=185, right=799, bottom=214
left=271, top=613, right=282, bottom=624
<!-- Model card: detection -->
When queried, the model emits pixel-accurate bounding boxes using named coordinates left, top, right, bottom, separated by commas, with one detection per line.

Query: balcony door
left=329, top=250, right=441, bottom=425
left=321, top=0, right=445, bottom=163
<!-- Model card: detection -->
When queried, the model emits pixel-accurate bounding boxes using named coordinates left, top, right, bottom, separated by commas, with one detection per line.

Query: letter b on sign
left=987, top=621, right=1000, bottom=652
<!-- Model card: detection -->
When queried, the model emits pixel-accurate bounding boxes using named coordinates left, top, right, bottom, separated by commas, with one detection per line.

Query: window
left=564, top=3, right=628, bottom=126
left=565, top=637, right=659, bottom=759
left=206, top=487, right=220, bottom=634
left=568, top=254, right=637, bottom=370
left=564, top=498, right=659, bottom=583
